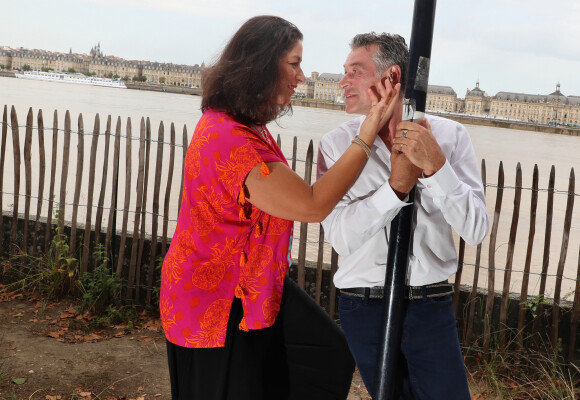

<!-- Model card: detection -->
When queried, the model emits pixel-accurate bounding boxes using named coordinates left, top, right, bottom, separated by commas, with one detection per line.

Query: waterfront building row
left=0, top=44, right=203, bottom=88
left=2, top=44, right=579, bottom=126
left=462, top=81, right=580, bottom=126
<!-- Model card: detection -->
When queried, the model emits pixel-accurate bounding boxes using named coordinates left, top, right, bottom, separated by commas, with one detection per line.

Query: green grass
left=466, top=332, right=580, bottom=399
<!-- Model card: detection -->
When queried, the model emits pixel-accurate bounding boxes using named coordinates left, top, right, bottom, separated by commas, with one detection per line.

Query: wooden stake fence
left=1, top=106, right=579, bottom=360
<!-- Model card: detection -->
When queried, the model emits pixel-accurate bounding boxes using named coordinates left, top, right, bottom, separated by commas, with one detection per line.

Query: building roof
left=317, top=73, right=343, bottom=82
left=547, top=83, right=567, bottom=104
left=428, top=85, right=456, bottom=96
left=494, top=83, right=580, bottom=106
left=466, top=81, right=485, bottom=98
left=494, top=91, right=546, bottom=103
left=495, top=84, right=573, bottom=105
left=568, top=96, right=580, bottom=106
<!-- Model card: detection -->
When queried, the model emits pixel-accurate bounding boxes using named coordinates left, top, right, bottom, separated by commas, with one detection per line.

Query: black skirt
left=166, top=276, right=355, bottom=400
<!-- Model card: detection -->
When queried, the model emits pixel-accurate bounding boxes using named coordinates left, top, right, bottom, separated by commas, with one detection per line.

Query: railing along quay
left=1, top=105, right=579, bottom=362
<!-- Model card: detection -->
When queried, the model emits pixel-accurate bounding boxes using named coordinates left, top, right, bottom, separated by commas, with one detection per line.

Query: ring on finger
left=402, top=130, right=408, bottom=138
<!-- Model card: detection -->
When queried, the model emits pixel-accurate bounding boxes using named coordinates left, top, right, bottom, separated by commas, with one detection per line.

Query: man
left=317, top=33, right=489, bottom=399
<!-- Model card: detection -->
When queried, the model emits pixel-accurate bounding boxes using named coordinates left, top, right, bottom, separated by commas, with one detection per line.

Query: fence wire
left=0, top=120, right=315, bottom=164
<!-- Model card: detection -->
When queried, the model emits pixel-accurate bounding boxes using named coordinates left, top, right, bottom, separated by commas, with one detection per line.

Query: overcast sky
left=2, top=0, right=580, bottom=97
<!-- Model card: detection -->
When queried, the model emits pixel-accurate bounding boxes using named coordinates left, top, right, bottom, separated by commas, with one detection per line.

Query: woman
left=160, top=15, right=400, bottom=400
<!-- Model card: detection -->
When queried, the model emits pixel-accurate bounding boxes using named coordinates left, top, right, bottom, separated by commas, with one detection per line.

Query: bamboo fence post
left=315, top=225, right=325, bottom=305
left=10, top=106, right=21, bottom=255
left=567, top=245, right=580, bottom=363
left=161, top=123, right=176, bottom=255
left=178, top=126, right=187, bottom=213
left=23, top=108, right=33, bottom=252
left=517, top=164, right=538, bottom=350
left=115, top=117, right=132, bottom=278
left=292, top=136, right=297, bottom=172
left=126, top=118, right=146, bottom=300
left=107, top=117, right=121, bottom=271
left=329, top=248, right=339, bottom=318
left=147, top=121, right=164, bottom=305
left=94, top=115, right=112, bottom=247
left=0, top=106, right=7, bottom=254
left=551, top=168, right=575, bottom=346
left=466, top=159, right=486, bottom=343
left=32, top=109, right=46, bottom=257
left=69, top=114, right=84, bottom=256
left=499, top=163, right=522, bottom=351
left=57, top=111, right=71, bottom=249
left=135, top=118, right=152, bottom=303
left=453, top=238, right=465, bottom=316
left=44, top=110, right=58, bottom=252
left=484, top=161, right=504, bottom=354
left=80, top=114, right=100, bottom=274
left=533, top=166, right=555, bottom=337
left=297, top=140, right=314, bottom=289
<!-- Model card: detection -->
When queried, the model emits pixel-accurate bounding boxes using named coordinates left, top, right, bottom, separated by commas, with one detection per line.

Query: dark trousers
left=339, top=292, right=470, bottom=399
left=167, top=276, right=355, bottom=400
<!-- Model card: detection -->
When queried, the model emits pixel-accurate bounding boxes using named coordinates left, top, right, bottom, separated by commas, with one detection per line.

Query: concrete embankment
left=290, top=99, right=346, bottom=112
left=442, top=114, right=580, bottom=136
left=125, top=82, right=202, bottom=95
left=291, top=99, right=580, bottom=137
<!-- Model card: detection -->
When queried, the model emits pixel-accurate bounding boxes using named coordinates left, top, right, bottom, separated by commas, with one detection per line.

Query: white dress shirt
left=317, top=114, right=489, bottom=288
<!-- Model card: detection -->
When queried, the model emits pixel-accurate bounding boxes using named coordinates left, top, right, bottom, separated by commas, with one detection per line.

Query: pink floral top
left=160, top=109, right=293, bottom=348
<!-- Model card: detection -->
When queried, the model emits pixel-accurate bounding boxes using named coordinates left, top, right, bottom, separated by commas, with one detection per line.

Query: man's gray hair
left=350, top=32, right=409, bottom=92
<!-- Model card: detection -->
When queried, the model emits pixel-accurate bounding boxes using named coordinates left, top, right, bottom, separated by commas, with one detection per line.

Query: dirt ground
left=0, top=293, right=371, bottom=400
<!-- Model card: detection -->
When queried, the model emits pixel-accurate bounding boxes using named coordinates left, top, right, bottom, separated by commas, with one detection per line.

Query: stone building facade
left=296, top=72, right=317, bottom=98
left=0, top=46, right=14, bottom=68
left=0, top=44, right=203, bottom=87
left=464, top=81, right=490, bottom=115
left=426, top=85, right=457, bottom=113
left=314, top=73, right=344, bottom=102
left=490, top=83, right=580, bottom=126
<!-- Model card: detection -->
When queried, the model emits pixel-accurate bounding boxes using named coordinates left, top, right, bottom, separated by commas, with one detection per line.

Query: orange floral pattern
left=160, top=109, right=293, bottom=348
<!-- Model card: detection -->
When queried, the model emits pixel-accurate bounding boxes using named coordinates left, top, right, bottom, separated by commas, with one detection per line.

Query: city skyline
left=3, top=42, right=577, bottom=101
left=2, top=0, right=580, bottom=97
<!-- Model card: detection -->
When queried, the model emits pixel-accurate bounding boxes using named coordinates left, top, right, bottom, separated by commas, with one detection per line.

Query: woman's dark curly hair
left=201, top=15, right=303, bottom=126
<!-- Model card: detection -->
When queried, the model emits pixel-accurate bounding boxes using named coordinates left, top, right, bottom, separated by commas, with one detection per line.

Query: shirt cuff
left=418, top=159, right=460, bottom=197
left=369, top=181, right=410, bottom=213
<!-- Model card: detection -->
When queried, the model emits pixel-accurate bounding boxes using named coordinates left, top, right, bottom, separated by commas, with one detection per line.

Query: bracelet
left=351, top=136, right=371, bottom=159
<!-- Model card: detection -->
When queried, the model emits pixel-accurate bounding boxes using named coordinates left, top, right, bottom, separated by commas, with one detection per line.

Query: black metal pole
left=373, top=1, right=437, bottom=399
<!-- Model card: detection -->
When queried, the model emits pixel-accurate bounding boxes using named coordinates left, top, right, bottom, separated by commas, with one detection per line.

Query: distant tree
left=41, top=67, right=54, bottom=72
left=86, top=71, right=96, bottom=76
left=67, top=67, right=76, bottom=73
left=0, top=64, right=5, bottom=70
left=23, top=64, right=32, bottom=71
left=159, top=77, right=166, bottom=84
left=113, top=74, right=120, bottom=79
left=122, top=75, right=130, bottom=81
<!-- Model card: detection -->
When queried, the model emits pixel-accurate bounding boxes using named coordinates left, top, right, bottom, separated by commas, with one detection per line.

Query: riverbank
left=437, top=113, right=580, bottom=137
left=125, top=82, right=202, bottom=95
left=2, top=71, right=578, bottom=137
left=0, top=71, right=202, bottom=96
left=290, top=98, right=580, bottom=137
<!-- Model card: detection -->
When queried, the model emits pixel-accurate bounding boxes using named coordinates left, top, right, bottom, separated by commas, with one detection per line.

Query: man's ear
left=383, top=65, right=402, bottom=86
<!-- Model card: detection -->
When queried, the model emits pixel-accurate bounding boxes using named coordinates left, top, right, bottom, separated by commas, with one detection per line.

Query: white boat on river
left=15, top=70, right=127, bottom=88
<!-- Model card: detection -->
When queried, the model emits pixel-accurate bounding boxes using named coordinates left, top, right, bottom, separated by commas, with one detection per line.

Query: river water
left=1, top=76, right=579, bottom=297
